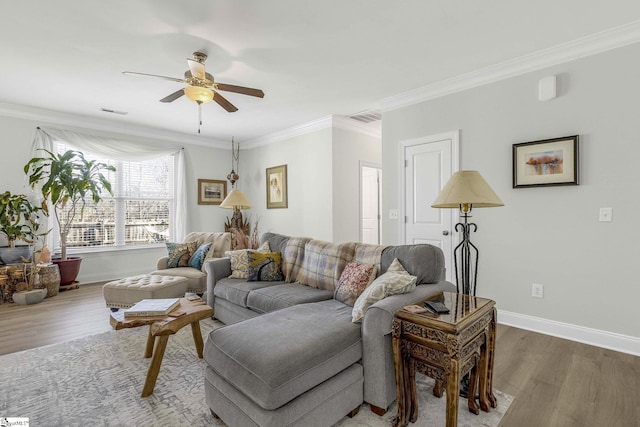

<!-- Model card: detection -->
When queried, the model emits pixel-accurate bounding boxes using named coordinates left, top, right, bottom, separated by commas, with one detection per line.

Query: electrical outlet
left=532, top=283, right=544, bottom=298
left=389, top=209, right=399, bottom=220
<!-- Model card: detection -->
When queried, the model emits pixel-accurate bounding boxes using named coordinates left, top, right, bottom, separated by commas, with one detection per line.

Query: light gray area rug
left=0, top=319, right=512, bottom=426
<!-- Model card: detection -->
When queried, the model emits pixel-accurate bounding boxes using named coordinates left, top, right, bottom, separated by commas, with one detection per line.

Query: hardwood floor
left=0, top=285, right=638, bottom=426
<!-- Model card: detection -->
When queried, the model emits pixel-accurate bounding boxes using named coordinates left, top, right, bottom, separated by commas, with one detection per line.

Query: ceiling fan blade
left=122, top=71, right=185, bottom=83
left=159, top=89, right=185, bottom=103
left=216, top=83, right=265, bottom=98
left=187, top=59, right=206, bottom=80
left=213, top=91, right=238, bottom=112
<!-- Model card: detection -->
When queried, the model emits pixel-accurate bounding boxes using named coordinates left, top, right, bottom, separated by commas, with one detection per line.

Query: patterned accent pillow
left=247, top=251, right=285, bottom=282
left=166, top=242, right=197, bottom=268
left=334, top=262, right=377, bottom=306
left=188, top=242, right=212, bottom=270
left=225, top=241, right=270, bottom=279
left=296, top=240, right=357, bottom=291
left=351, top=258, right=417, bottom=323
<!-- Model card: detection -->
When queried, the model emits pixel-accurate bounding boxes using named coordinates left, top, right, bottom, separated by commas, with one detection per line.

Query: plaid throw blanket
left=283, top=237, right=312, bottom=283
left=296, top=240, right=357, bottom=291
left=355, top=243, right=388, bottom=275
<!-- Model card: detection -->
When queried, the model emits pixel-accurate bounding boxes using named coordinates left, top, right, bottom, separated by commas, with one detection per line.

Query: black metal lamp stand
left=453, top=203, right=479, bottom=296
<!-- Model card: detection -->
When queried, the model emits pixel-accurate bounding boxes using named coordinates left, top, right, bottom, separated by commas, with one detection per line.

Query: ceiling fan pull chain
left=197, top=101, right=202, bottom=134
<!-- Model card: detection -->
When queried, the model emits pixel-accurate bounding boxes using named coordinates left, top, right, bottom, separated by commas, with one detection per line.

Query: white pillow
left=351, top=258, right=417, bottom=323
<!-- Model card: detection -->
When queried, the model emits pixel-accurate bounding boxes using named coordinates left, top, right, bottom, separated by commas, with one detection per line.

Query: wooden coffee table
left=392, top=292, right=497, bottom=427
left=110, top=296, right=213, bottom=397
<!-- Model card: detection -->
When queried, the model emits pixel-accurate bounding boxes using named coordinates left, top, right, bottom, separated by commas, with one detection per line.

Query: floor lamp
left=432, top=170, right=504, bottom=296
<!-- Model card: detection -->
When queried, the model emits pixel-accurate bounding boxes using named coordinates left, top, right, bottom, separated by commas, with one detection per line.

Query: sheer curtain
left=30, top=127, right=188, bottom=244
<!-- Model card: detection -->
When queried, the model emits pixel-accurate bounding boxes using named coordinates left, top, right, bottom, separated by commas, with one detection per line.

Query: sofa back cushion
left=260, top=232, right=291, bottom=254
left=380, top=244, right=445, bottom=284
left=296, top=240, right=357, bottom=291
left=185, top=231, right=232, bottom=259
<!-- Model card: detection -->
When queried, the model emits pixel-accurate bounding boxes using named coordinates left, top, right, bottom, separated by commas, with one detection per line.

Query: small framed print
left=266, top=164, right=288, bottom=209
left=513, top=135, right=579, bottom=188
left=198, top=179, right=227, bottom=205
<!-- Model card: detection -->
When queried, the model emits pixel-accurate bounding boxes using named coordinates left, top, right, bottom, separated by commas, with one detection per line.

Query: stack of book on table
left=124, top=298, right=180, bottom=319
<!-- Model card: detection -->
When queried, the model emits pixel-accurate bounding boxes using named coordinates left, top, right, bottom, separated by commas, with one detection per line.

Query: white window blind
left=54, top=142, right=174, bottom=249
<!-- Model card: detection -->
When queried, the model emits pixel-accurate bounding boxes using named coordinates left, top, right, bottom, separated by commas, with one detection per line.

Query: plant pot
left=12, top=288, right=47, bottom=305
left=0, top=245, right=31, bottom=265
left=52, top=257, right=82, bottom=285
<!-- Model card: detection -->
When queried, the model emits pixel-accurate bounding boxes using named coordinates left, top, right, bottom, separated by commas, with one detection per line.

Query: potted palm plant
left=0, top=191, right=42, bottom=264
left=24, top=149, right=115, bottom=285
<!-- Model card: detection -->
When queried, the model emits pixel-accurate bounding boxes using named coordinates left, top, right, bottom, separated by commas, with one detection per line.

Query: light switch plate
left=599, top=207, right=613, bottom=222
left=389, top=209, right=398, bottom=220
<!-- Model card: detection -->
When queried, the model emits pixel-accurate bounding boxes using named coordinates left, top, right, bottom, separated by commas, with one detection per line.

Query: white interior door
left=401, top=131, right=459, bottom=281
left=361, top=164, right=381, bottom=244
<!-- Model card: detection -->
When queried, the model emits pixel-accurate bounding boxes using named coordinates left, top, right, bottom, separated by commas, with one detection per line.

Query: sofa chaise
left=203, top=232, right=455, bottom=426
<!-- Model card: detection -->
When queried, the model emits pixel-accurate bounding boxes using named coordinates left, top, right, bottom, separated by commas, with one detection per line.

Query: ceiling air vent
left=348, top=109, right=381, bottom=124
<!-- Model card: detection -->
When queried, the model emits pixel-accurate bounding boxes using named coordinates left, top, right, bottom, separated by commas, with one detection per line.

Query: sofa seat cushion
left=246, top=283, right=333, bottom=314
left=204, top=299, right=362, bottom=410
left=150, top=267, right=205, bottom=293
left=213, top=277, right=284, bottom=308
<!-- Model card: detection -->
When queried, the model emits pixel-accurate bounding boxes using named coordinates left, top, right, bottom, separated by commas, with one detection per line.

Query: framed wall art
left=198, top=179, right=227, bottom=205
left=513, top=135, right=579, bottom=188
left=266, top=164, right=288, bottom=209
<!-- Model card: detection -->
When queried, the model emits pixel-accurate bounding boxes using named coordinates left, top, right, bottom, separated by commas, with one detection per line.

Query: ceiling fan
left=123, top=51, right=264, bottom=132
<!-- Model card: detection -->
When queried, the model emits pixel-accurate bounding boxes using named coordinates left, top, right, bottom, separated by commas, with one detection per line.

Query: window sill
left=55, top=243, right=166, bottom=256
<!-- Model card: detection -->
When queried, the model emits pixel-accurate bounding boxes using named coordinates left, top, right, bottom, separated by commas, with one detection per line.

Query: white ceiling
left=2, top=1, right=640, bottom=146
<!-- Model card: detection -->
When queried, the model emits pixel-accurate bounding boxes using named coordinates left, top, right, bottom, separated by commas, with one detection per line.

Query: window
left=54, top=142, right=174, bottom=250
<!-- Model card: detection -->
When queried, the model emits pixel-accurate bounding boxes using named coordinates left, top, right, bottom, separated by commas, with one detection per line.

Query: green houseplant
left=0, top=191, right=42, bottom=264
left=24, top=149, right=115, bottom=284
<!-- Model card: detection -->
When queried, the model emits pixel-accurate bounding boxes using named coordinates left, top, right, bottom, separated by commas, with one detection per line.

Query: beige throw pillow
left=351, top=258, right=417, bottom=323
left=225, top=241, right=270, bottom=279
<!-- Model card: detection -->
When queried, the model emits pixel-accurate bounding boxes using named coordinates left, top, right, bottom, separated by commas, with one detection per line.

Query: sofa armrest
left=156, top=256, right=169, bottom=270
left=204, top=257, right=232, bottom=308
left=360, top=280, right=456, bottom=411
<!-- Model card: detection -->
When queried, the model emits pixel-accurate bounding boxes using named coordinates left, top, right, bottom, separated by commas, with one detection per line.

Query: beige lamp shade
left=220, top=189, right=252, bottom=210
left=432, top=170, right=504, bottom=210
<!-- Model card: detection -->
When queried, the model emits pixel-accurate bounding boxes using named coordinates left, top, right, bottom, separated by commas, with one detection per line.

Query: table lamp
left=432, top=170, right=504, bottom=295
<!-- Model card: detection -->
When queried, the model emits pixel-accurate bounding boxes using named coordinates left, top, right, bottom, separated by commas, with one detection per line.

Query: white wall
left=0, top=114, right=230, bottom=283
left=332, top=126, right=381, bottom=242
left=382, top=43, right=640, bottom=338
left=243, top=128, right=334, bottom=241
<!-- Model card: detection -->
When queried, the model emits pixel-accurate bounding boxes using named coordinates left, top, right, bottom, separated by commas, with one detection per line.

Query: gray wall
left=382, top=43, right=639, bottom=338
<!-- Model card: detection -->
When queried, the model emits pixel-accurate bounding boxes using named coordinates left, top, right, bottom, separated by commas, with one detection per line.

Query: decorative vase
left=39, top=264, right=61, bottom=297
left=12, top=288, right=47, bottom=305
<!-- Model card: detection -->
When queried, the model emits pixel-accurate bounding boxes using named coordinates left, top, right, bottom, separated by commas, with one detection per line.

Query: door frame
left=398, top=130, right=460, bottom=277
left=359, top=161, right=382, bottom=244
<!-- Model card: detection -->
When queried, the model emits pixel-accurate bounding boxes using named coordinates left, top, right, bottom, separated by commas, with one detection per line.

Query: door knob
left=442, top=230, right=449, bottom=236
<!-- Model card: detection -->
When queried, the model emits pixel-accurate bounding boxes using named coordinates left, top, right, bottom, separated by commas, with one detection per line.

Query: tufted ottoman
left=102, top=274, right=189, bottom=309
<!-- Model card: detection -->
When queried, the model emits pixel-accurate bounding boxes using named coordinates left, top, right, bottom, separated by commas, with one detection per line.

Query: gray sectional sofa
left=203, top=232, right=455, bottom=426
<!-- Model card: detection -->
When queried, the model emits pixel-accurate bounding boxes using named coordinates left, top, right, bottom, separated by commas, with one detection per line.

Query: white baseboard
left=497, top=309, right=640, bottom=357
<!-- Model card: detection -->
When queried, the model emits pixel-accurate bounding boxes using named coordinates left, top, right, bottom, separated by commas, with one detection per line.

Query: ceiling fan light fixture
left=184, top=85, right=214, bottom=104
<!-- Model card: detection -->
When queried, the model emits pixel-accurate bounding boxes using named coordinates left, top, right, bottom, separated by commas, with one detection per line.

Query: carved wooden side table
left=392, top=292, right=497, bottom=427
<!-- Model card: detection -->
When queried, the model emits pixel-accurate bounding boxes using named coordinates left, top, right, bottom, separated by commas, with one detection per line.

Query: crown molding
left=380, top=20, right=640, bottom=112
left=0, top=102, right=229, bottom=149
left=243, top=114, right=381, bottom=149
